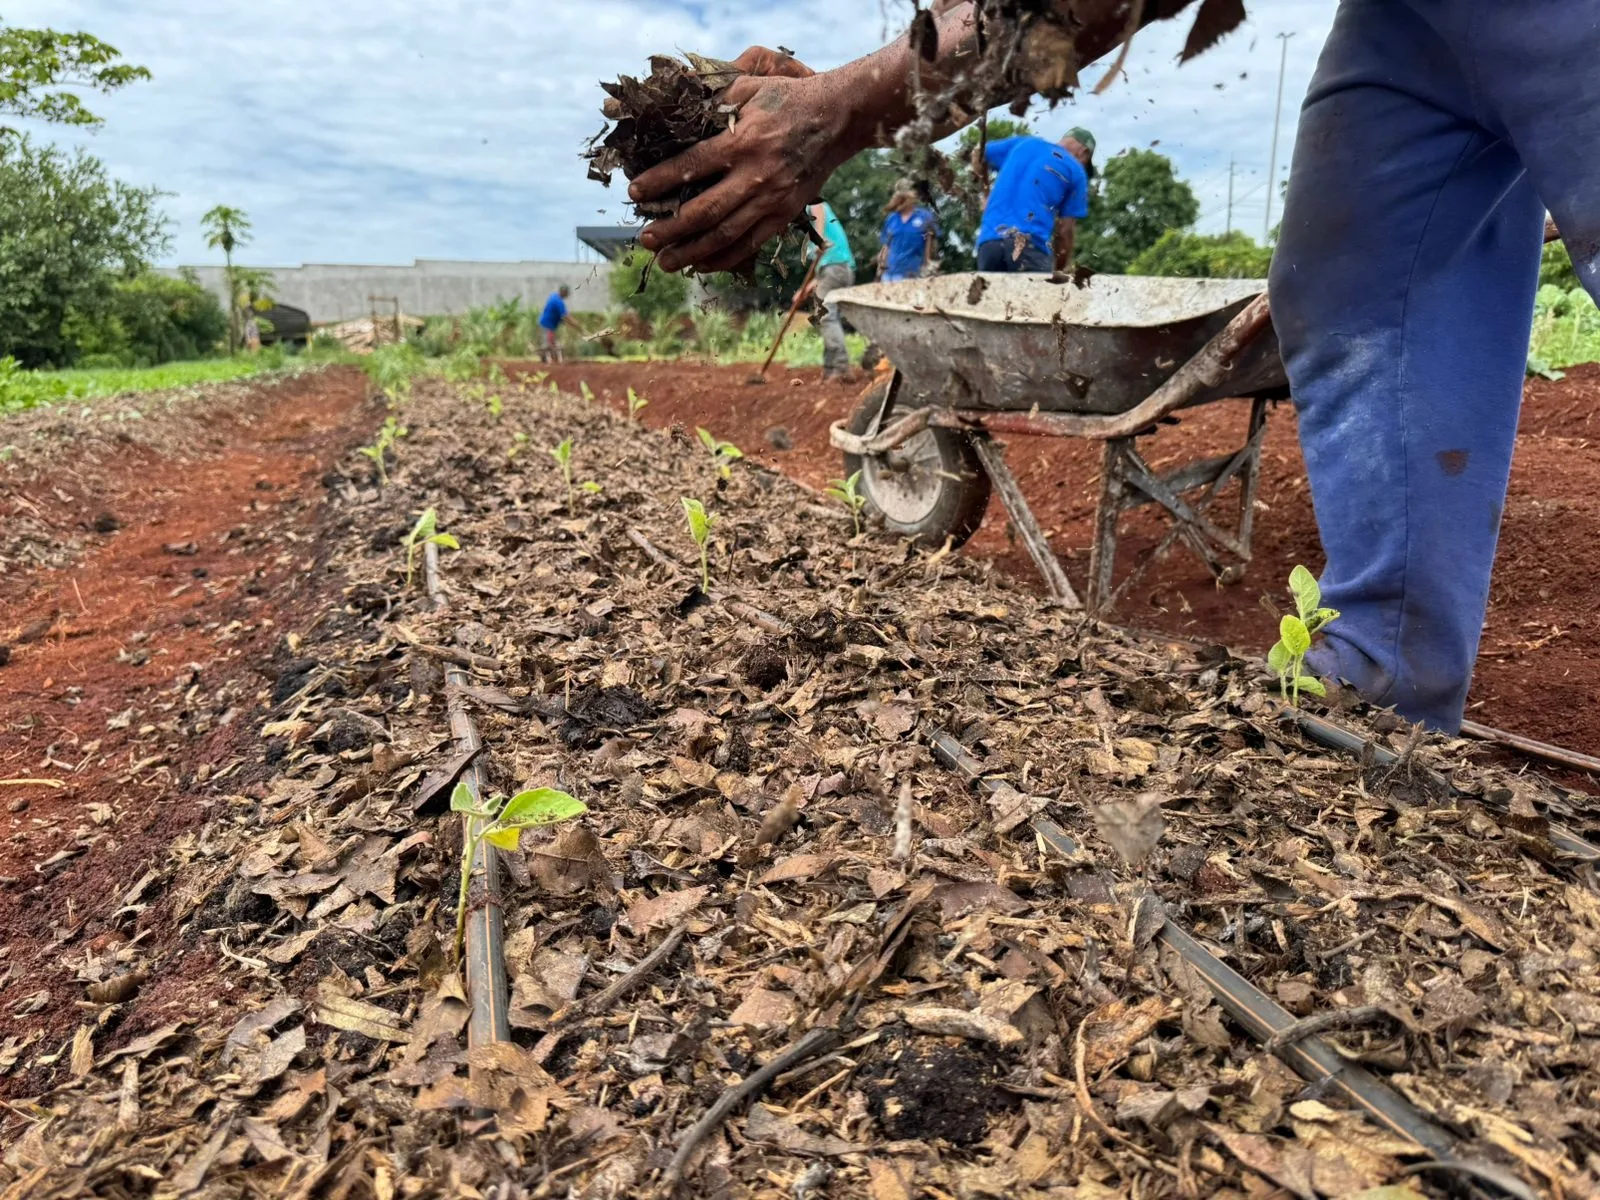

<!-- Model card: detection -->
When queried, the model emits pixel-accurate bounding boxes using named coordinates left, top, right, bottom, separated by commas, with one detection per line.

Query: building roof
left=576, top=225, right=643, bottom=261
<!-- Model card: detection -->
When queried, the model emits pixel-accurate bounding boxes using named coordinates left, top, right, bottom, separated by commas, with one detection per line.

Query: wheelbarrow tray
left=832, top=274, right=1285, bottom=416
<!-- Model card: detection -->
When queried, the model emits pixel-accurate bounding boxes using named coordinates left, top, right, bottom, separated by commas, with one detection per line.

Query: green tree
left=611, top=248, right=691, bottom=324
left=1077, top=149, right=1200, bottom=274
left=1127, top=229, right=1274, bottom=279
left=0, top=23, right=149, bottom=137
left=0, top=136, right=169, bottom=367
left=202, top=205, right=251, bottom=354
left=63, top=270, right=228, bottom=366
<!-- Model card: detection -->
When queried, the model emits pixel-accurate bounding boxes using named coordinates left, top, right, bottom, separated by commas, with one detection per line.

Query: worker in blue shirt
left=974, top=128, right=1093, bottom=274
left=877, top=182, right=939, bottom=282
left=538, top=285, right=570, bottom=362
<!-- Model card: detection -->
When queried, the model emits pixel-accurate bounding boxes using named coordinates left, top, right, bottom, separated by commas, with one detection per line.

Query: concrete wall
left=160, top=259, right=612, bottom=324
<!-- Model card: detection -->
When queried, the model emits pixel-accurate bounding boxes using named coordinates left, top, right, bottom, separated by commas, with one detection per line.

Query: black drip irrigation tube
left=424, top=540, right=511, bottom=1051
left=1285, top=710, right=1600, bottom=864
left=927, top=729, right=1538, bottom=1200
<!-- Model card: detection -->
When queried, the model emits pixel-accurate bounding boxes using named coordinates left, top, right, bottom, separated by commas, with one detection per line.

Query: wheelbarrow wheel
left=842, top=377, right=991, bottom=549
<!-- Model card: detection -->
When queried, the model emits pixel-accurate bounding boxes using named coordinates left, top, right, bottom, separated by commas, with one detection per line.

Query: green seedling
left=682, top=497, right=715, bottom=593
left=358, top=415, right=408, bottom=485
left=487, top=393, right=503, bottom=419
left=581, top=480, right=603, bottom=495
left=529, top=370, right=549, bottom=386
left=1267, top=564, right=1340, bottom=705
left=550, top=437, right=576, bottom=512
left=696, top=427, right=743, bottom=481
left=450, top=780, right=585, bottom=963
left=825, top=470, right=867, bottom=536
left=403, top=507, right=459, bottom=589
left=507, top=431, right=529, bottom=461
left=627, top=387, right=649, bottom=421
left=580, top=380, right=595, bottom=404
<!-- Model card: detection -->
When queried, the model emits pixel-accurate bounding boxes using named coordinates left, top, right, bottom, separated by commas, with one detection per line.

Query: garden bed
left=529, top=359, right=1600, bottom=764
left=6, top=369, right=1598, bottom=1197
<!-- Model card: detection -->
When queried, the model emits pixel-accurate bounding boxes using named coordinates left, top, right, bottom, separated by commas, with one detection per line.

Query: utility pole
left=1226, top=157, right=1235, bottom=234
left=1264, top=32, right=1294, bottom=243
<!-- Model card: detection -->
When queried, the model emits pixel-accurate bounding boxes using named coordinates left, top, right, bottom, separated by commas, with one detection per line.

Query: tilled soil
left=9, top=369, right=1599, bottom=1198
left=0, top=367, right=377, bottom=1087
left=529, top=359, right=1600, bottom=759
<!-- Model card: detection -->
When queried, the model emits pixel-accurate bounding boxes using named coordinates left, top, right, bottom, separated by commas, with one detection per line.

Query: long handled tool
left=745, top=256, right=819, bottom=386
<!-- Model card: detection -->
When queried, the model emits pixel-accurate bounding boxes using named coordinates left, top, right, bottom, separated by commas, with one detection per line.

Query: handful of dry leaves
left=585, top=53, right=744, bottom=219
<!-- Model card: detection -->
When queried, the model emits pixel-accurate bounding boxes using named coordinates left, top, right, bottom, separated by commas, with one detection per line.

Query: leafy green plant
left=486, top=393, right=503, bottom=419
left=549, top=438, right=601, bottom=512
left=507, top=431, right=529, bottom=461
left=358, top=415, right=407, bottom=485
left=450, top=780, right=586, bottom=963
left=696, top=427, right=743, bottom=481
left=627, top=386, right=648, bottom=421
left=682, top=497, right=715, bottom=593
left=403, top=507, right=458, bottom=588
left=1268, top=565, right=1339, bottom=704
left=825, top=470, right=867, bottom=536
left=579, top=380, right=595, bottom=404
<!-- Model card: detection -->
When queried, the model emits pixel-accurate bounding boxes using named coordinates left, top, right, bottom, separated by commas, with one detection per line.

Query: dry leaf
left=625, top=884, right=708, bottom=932
left=729, top=988, right=796, bottom=1028
left=903, top=1005, right=1022, bottom=1047
left=69, top=1026, right=94, bottom=1077
left=1094, top=793, right=1165, bottom=867
left=314, top=984, right=408, bottom=1042
left=758, top=853, right=835, bottom=886
left=1082, top=996, right=1171, bottom=1074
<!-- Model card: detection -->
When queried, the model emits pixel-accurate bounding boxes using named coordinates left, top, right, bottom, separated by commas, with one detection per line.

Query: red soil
left=528, top=359, right=1600, bottom=760
left=0, top=369, right=375, bottom=1071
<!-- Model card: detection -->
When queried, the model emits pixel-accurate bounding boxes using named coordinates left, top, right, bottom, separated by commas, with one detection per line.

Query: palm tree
left=201, top=205, right=252, bottom=354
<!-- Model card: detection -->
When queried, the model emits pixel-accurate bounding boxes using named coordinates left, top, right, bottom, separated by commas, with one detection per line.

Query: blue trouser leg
left=1269, top=0, right=1560, bottom=731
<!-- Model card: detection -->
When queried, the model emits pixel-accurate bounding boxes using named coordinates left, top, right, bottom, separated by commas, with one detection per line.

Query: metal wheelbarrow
left=827, top=273, right=1286, bottom=614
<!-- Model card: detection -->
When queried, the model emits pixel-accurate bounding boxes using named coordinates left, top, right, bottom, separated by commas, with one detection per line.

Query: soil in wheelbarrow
left=521, top=359, right=1600, bottom=761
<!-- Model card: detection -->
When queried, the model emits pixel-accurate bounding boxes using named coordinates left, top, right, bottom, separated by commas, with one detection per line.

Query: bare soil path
left=530, top=359, right=1600, bottom=757
left=0, top=368, right=375, bottom=1081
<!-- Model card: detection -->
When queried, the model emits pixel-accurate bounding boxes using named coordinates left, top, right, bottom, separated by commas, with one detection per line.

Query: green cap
left=1066, top=127, right=1096, bottom=156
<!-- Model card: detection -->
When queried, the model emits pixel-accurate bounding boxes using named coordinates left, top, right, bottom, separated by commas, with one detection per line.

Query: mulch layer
left=4, top=369, right=1598, bottom=1198
left=528, top=359, right=1600, bottom=761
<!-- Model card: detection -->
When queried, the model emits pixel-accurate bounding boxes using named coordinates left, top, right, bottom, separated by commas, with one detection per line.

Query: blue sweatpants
left=1269, top=0, right=1600, bottom=732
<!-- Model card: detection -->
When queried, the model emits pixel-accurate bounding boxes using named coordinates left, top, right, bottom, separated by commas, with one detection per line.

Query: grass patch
left=1, top=347, right=352, bottom=418
left=1529, top=285, right=1600, bottom=376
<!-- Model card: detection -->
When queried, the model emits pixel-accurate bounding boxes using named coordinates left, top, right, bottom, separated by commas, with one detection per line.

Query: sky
left=7, top=1, right=1335, bottom=268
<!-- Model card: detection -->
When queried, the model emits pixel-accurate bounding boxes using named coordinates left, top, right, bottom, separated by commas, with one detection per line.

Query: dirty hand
left=632, top=48, right=855, bottom=274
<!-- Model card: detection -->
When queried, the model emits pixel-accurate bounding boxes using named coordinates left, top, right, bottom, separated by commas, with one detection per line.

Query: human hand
left=631, top=49, right=856, bottom=274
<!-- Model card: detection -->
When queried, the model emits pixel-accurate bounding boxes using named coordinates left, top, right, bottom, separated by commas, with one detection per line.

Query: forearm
left=1055, top=219, right=1076, bottom=271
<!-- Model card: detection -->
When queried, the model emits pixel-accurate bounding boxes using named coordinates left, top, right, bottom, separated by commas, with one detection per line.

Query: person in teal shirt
left=801, top=201, right=857, bottom=379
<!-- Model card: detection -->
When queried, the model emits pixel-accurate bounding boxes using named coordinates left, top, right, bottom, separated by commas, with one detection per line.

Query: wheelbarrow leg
left=969, top=435, right=1084, bottom=610
left=1235, top=397, right=1269, bottom=559
left=1087, top=439, right=1126, bottom=615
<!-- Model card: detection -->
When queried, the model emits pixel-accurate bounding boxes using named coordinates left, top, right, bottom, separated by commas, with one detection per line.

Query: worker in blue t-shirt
left=975, top=128, right=1094, bottom=274
left=876, top=181, right=939, bottom=282
left=538, top=285, right=571, bottom=362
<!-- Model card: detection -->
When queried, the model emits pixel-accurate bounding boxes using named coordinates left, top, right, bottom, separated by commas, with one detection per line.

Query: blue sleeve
left=1062, top=168, right=1089, bottom=220
left=879, top=216, right=892, bottom=247
left=984, top=137, right=1018, bottom=169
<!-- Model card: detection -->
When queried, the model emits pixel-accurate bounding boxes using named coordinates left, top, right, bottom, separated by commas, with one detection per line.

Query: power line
left=1264, top=32, right=1295, bottom=240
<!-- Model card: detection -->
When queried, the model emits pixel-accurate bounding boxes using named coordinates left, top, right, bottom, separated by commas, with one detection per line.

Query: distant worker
left=798, top=201, right=857, bottom=380
left=974, top=127, right=1094, bottom=274
left=877, top=181, right=939, bottom=282
left=539, top=284, right=571, bottom=362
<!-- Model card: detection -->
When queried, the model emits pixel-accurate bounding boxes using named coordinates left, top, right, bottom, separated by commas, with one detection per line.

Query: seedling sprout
left=358, top=415, right=407, bottom=485
left=403, top=507, right=459, bottom=589
left=450, top=780, right=586, bottom=963
left=627, top=387, right=649, bottom=421
left=696, top=427, right=743, bottom=481
left=682, top=497, right=714, bottom=593
left=1267, top=564, right=1340, bottom=705
left=825, top=470, right=867, bottom=536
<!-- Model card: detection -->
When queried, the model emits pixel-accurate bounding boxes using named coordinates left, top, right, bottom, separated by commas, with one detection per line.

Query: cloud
left=6, top=0, right=1333, bottom=265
